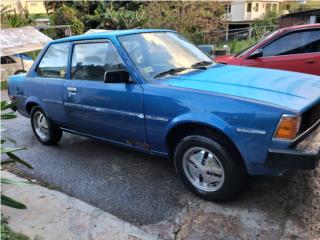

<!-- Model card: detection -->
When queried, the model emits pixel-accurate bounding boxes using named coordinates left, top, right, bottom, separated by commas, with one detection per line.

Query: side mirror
left=248, top=49, right=263, bottom=59
left=104, top=70, right=130, bottom=83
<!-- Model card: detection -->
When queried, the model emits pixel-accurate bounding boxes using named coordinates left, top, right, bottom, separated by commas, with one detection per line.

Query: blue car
left=8, top=29, right=320, bottom=201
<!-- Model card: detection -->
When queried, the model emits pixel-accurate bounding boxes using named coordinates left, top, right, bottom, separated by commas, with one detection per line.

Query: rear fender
left=24, top=96, right=45, bottom=116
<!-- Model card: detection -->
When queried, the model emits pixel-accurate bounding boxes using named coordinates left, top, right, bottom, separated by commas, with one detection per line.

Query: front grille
left=300, top=103, right=320, bottom=134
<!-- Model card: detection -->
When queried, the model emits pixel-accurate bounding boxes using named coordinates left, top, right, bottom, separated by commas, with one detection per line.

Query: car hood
left=159, top=64, right=320, bottom=112
left=214, top=55, right=236, bottom=63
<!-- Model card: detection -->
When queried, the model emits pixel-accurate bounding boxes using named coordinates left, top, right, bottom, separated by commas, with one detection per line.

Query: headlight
left=274, top=114, right=301, bottom=141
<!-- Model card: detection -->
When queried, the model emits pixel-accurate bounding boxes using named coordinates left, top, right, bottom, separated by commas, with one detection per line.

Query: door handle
left=67, top=87, right=77, bottom=92
left=67, top=87, right=77, bottom=97
left=305, top=59, right=315, bottom=64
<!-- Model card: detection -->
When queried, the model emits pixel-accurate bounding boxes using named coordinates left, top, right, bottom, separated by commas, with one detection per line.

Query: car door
left=30, top=42, right=70, bottom=125
left=243, top=29, right=320, bottom=75
left=63, top=40, right=146, bottom=147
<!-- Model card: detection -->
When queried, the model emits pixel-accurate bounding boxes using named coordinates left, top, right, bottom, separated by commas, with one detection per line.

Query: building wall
left=0, top=0, right=46, bottom=14
left=222, top=0, right=282, bottom=22
left=281, top=0, right=320, bottom=13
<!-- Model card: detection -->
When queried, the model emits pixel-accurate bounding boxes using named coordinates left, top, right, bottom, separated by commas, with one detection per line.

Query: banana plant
left=1, top=100, right=32, bottom=209
left=94, top=2, right=147, bottom=30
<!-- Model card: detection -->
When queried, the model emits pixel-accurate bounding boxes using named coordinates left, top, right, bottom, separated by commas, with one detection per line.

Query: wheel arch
left=25, top=97, right=45, bottom=115
left=165, top=114, right=247, bottom=169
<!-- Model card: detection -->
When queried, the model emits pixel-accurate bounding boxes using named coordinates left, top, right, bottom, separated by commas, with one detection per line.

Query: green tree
left=50, top=5, right=85, bottom=37
left=252, top=11, right=279, bottom=40
left=1, top=5, right=33, bottom=28
left=94, top=2, right=148, bottom=30
left=144, top=1, right=225, bottom=44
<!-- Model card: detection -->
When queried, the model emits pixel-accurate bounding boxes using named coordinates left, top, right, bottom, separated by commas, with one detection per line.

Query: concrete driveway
left=2, top=92, right=320, bottom=239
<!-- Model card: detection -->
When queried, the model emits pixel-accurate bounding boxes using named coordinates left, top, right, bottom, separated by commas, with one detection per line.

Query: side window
left=1, top=56, right=16, bottom=64
left=262, top=30, right=320, bottom=57
left=37, top=42, right=69, bottom=78
left=71, top=42, right=125, bottom=81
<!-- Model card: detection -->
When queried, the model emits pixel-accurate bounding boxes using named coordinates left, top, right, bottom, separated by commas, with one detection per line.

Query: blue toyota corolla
left=8, top=29, right=320, bottom=201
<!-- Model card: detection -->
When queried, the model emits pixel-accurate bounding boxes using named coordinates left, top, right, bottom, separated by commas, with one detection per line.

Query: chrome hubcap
left=33, top=111, right=49, bottom=141
left=183, top=147, right=225, bottom=192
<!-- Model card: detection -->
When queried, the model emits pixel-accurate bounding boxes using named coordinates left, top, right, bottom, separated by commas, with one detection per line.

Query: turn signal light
left=274, top=115, right=301, bottom=140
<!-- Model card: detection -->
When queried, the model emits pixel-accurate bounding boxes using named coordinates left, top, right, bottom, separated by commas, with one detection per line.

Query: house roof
left=280, top=9, right=320, bottom=18
left=0, top=26, right=52, bottom=56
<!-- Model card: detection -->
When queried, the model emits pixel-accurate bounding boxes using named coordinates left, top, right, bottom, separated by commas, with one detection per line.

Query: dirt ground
left=142, top=127, right=320, bottom=239
left=142, top=167, right=320, bottom=240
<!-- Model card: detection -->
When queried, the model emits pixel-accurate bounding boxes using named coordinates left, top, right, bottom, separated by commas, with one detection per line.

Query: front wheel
left=174, top=134, right=246, bottom=201
left=30, top=106, right=62, bottom=145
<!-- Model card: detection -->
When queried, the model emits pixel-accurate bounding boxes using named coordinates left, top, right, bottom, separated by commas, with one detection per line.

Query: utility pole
left=225, top=4, right=229, bottom=42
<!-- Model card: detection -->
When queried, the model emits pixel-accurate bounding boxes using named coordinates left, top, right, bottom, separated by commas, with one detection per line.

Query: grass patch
left=1, top=81, right=8, bottom=90
left=1, top=214, right=29, bottom=240
left=229, top=38, right=257, bottom=55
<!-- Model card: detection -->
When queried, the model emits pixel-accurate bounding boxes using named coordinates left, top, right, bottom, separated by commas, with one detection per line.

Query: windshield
left=118, top=32, right=214, bottom=80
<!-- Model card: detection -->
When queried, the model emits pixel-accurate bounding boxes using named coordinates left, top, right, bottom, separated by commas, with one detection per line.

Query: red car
left=215, top=24, right=320, bottom=75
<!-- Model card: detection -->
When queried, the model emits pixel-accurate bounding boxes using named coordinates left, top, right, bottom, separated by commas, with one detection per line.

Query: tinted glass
left=1, top=56, right=16, bottom=64
left=37, top=42, right=69, bottom=78
left=118, top=32, right=214, bottom=81
left=71, top=42, right=124, bottom=81
left=263, top=30, right=320, bottom=57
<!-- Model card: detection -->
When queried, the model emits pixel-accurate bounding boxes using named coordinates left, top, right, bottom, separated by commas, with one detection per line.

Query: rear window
left=37, top=42, right=69, bottom=78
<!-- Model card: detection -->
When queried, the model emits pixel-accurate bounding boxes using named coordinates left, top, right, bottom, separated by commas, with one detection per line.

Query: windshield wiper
left=154, top=67, right=188, bottom=79
left=191, top=61, right=213, bottom=68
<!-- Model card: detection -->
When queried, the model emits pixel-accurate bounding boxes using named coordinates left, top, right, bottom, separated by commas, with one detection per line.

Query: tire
left=30, top=106, right=62, bottom=145
left=174, top=133, right=246, bottom=201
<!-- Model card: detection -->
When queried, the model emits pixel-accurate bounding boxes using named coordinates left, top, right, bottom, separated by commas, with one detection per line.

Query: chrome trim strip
left=236, top=127, right=266, bottom=135
left=294, top=118, right=320, bottom=143
left=43, top=99, right=63, bottom=105
left=64, top=102, right=144, bottom=119
left=145, top=115, right=169, bottom=122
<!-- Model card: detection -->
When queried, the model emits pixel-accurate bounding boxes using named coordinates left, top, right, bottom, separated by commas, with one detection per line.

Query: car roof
left=281, top=23, right=320, bottom=32
left=51, top=29, right=176, bottom=44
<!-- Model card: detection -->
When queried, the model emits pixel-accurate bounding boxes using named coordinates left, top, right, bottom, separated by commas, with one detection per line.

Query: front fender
left=164, top=112, right=245, bottom=161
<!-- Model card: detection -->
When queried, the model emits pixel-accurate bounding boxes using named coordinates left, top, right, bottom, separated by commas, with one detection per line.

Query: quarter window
left=262, top=30, right=320, bottom=57
left=71, top=42, right=124, bottom=81
left=37, top=42, right=69, bottom=78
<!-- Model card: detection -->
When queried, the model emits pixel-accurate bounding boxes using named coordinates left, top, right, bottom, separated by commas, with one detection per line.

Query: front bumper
left=265, top=125, right=320, bottom=170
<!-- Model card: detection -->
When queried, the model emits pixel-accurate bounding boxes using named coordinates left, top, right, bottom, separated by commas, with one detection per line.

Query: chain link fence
left=194, top=24, right=279, bottom=55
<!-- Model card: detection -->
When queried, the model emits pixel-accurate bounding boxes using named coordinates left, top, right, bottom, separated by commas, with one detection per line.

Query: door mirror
left=104, top=70, right=130, bottom=83
left=248, top=49, right=263, bottom=59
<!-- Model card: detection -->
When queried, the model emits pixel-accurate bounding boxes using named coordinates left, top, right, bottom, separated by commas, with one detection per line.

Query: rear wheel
left=30, top=106, right=62, bottom=145
left=174, top=133, right=246, bottom=201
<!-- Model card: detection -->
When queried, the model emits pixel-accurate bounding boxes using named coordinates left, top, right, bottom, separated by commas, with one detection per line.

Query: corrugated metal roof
left=0, top=26, right=52, bottom=56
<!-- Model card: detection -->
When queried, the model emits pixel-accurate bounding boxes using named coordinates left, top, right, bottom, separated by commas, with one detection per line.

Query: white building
left=220, top=0, right=283, bottom=22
